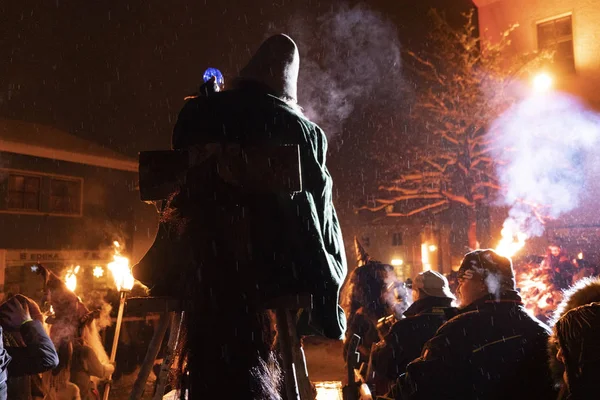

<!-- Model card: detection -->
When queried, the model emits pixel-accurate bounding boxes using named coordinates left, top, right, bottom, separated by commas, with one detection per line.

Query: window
left=537, top=15, right=575, bottom=73
left=50, top=178, right=82, bottom=215
left=7, top=174, right=41, bottom=211
left=392, top=233, right=403, bottom=246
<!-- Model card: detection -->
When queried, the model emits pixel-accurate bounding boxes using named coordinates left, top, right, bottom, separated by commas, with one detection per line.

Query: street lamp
left=532, top=72, right=553, bottom=92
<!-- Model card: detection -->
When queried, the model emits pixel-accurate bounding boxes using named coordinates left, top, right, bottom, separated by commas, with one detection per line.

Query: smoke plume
left=490, top=92, right=600, bottom=240
left=283, top=4, right=405, bottom=137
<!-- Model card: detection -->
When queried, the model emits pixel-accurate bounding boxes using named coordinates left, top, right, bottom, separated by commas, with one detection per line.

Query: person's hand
left=13, top=294, right=43, bottom=322
left=0, top=296, right=32, bottom=330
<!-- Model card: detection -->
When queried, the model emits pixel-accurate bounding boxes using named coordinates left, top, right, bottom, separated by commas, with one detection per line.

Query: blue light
left=203, top=68, right=224, bottom=86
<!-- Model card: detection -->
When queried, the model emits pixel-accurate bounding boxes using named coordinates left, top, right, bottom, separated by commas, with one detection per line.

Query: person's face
left=556, top=346, right=569, bottom=387
left=457, top=271, right=487, bottom=307
left=412, top=289, right=420, bottom=303
left=549, top=245, right=561, bottom=257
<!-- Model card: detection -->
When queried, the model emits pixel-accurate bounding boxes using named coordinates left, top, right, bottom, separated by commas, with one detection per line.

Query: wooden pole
left=130, top=311, right=172, bottom=400
left=103, top=290, right=127, bottom=400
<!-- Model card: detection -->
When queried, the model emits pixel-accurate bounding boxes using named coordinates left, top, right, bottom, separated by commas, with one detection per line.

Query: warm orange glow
left=108, top=242, right=134, bottom=291
left=315, top=381, right=342, bottom=400
left=495, top=224, right=527, bottom=258
left=428, top=244, right=437, bottom=252
left=93, top=266, right=104, bottom=278
left=532, top=72, right=553, bottom=92
left=64, top=265, right=80, bottom=292
left=421, top=243, right=431, bottom=271
left=577, top=252, right=584, bottom=260
left=391, top=258, right=404, bottom=266
left=516, top=260, right=562, bottom=320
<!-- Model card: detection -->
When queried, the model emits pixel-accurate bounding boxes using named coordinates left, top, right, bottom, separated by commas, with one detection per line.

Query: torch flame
left=495, top=222, right=527, bottom=258
left=107, top=242, right=134, bottom=292
left=64, top=265, right=80, bottom=293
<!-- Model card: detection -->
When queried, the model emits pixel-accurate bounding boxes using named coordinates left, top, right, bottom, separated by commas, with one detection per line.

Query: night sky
left=1, top=0, right=474, bottom=212
left=1, top=0, right=344, bottom=154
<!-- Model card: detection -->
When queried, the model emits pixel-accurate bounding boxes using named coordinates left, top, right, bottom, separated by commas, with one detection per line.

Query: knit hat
left=238, top=34, right=300, bottom=101
left=457, top=249, right=516, bottom=292
left=413, top=270, right=456, bottom=300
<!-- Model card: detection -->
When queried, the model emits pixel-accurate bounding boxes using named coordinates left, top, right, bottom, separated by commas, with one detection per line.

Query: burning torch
left=102, top=245, right=135, bottom=400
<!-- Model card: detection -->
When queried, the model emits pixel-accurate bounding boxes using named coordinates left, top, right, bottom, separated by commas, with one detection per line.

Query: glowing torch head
left=108, top=255, right=134, bottom=292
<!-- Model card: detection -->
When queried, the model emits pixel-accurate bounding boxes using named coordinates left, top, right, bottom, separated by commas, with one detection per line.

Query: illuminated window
left=537, top=15, right=575, bottom=73
left=7, top=174, right=41, bottom=211
left=50, top=178, right=82, bottom=215
left=392, top=233, right=403, bottom=246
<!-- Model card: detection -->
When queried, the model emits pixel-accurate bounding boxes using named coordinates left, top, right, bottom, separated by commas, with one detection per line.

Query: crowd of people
left=342, top=247, right=600, bottom=400
left=0, top=265, right=116, bottom=400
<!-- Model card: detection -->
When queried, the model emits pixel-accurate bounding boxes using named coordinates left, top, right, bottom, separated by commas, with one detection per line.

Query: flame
left=93, top=266, right=104, bottom=278
left=64, top=265, right=80, bottom=293
left=107, top=242, right=134, bottom=291
left=315, top=381, right=342, bottom=400
left=515, top=259, right=563, bottom=321
left=495, top=223, right=527, bottom=258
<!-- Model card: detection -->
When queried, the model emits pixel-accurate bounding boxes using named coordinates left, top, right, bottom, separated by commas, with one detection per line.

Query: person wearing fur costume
left=36, top=265, right=114, bottom=400
left=548, top=276, right=600, bottom=399
left=554, top=302, right=600, bottom=399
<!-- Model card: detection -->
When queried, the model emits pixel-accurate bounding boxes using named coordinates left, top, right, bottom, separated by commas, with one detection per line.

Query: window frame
left=536, top=12, right=575, bottom=73
left=6, top=172, right=42, bottom=212
left=0, top=168, right=84, bottom=217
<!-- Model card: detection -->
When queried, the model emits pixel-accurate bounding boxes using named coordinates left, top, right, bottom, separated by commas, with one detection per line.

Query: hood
left=548, top=277, right=600, bottom=386
left=237, top=34, right=300, bottom=102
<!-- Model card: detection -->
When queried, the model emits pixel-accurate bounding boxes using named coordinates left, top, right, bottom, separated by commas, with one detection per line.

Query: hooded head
left=548, top=277, right=600, bottom=386
left=555, top=302, right=600, bottom=397
left=237, top=34, right=300, bottom=102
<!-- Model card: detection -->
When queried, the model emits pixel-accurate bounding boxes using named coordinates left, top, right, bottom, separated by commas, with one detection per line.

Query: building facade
left=0, top=118, right=157, bottom=300
left=475, top=0, right=600, bottom=104
left=475, top=0, right=600, bottom=263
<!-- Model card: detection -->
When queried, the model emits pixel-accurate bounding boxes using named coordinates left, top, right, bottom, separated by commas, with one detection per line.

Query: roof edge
left=0, top=140, right=138, bottom=172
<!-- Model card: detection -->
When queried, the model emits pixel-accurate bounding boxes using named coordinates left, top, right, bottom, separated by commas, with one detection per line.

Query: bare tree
left=360, top=10, right=546, bottom=249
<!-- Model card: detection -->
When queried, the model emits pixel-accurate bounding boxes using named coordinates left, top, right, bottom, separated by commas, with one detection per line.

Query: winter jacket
left=168, top=82, right=347, bottom=340
left=367, top=296, right=454, bottom=396
left=5, top=320, right=59, bottom=400
left=391, top=291, right=556, bottom=400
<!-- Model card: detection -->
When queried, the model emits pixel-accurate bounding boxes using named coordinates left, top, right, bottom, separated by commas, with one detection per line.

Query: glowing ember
left=64, top=265, right=80, bottom=292
left=93, top=266, right=104, bottom=278
left=514, top=259, right=562, bottom=321
left=107, top=242, right=134, bottom=291
left=495, top=222, right=527, bottom=258
left=315, top=381, right=342, bottom=400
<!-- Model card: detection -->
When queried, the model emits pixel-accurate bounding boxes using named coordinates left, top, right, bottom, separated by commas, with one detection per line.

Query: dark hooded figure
left=554, top=302, right=600, bottom=399
left=134, top=34, right=346, bottom=399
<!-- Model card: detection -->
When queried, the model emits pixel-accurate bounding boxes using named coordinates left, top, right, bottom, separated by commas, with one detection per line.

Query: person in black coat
left=0, top=295, right=59, bottom=400
left=367, top=270, right=455, bottom=396
left=389, top=249, right=556, bottom=400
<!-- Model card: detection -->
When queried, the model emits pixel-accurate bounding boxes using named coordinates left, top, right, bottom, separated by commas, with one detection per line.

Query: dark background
left=1, top=0, right=477, bottom=213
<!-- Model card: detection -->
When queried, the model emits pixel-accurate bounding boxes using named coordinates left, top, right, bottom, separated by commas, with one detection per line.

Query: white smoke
left=490, top=91, right=600, bottom=240
left=284, top=4, right=405, bottom=136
